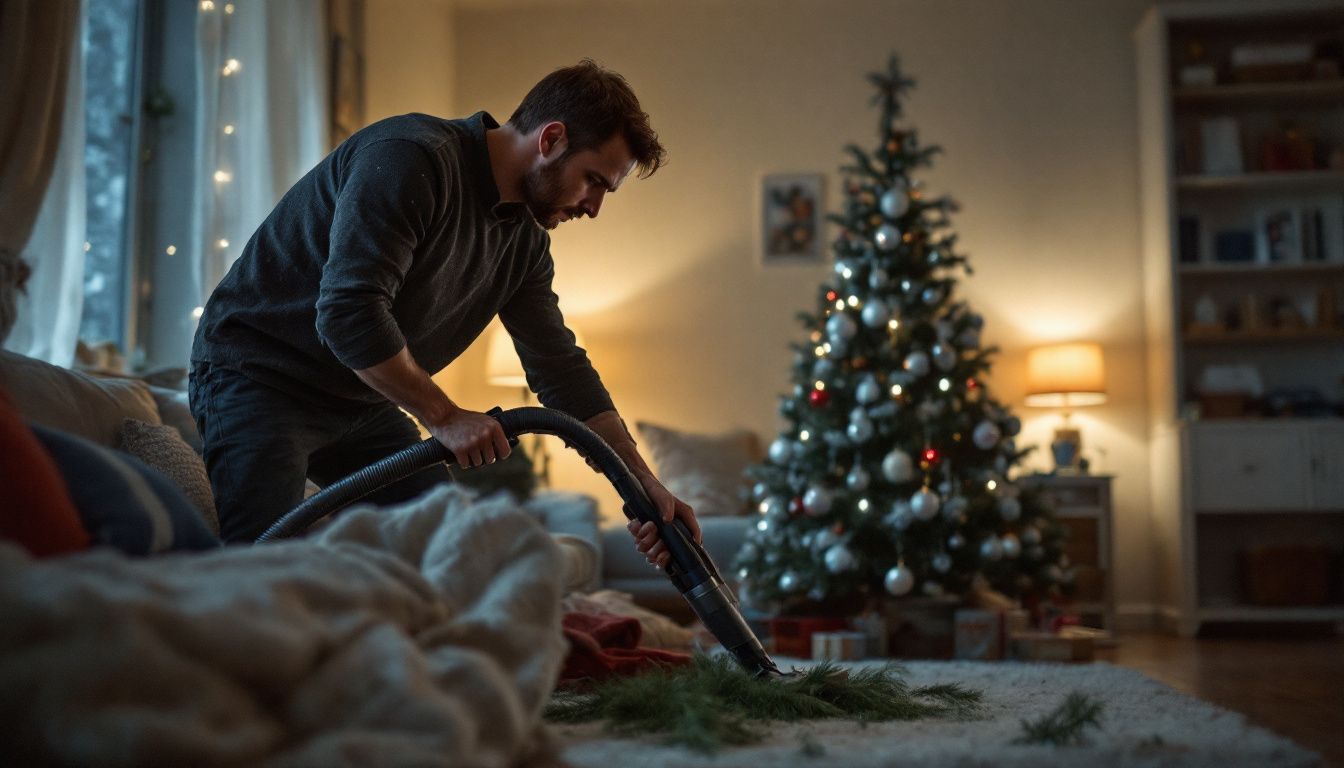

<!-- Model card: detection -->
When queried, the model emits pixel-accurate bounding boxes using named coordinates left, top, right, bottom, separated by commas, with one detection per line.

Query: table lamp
left=486, top=324, right=587, bottom=485
left=1025, top=342, right=1106, bottom=472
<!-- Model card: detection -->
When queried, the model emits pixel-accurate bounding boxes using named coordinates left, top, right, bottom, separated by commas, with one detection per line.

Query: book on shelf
left=1255, top=207, right=1301, bottom=263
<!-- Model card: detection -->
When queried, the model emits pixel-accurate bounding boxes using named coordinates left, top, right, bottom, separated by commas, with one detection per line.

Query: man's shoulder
left=347, top=113, right=465, bottom=157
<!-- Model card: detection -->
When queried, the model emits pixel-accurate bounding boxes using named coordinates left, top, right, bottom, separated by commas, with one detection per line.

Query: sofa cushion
left=147, top=385, right=202, bottom=453
left=635, top=421, right=758, bottom=517
left=0, top=349, right=160, bottom=447
left=119, top=418, right=218, bottom=535
left=32, top=424, right=219, bottom=555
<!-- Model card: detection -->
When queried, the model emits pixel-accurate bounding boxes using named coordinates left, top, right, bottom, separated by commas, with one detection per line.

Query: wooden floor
left=1097, top=632, right=1344, bottom=766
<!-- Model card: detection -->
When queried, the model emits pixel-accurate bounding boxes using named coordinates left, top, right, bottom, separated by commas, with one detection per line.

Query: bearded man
left=190, top=60, right=698, bottom=564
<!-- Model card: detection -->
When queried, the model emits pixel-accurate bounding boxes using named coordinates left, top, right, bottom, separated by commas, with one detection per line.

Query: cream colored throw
left=0, top=486, right=568, bottom=767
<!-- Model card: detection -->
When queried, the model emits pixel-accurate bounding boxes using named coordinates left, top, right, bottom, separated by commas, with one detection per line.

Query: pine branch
left=546, top=655, right=984, bottom=754
left=1014, top=692, right=1104, bottom=746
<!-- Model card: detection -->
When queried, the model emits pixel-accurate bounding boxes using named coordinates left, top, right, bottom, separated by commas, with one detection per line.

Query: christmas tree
left=736, top=56, right=1068, bottom=612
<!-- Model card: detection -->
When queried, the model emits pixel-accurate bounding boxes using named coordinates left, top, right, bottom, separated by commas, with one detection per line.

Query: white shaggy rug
left=554, top=660, right=1319, bottom=767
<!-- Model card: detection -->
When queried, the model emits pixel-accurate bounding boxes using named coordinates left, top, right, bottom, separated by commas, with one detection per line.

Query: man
left=189, top=60, right=697, bottom=565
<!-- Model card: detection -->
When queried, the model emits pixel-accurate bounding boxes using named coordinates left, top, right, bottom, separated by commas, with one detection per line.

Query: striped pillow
left=30, top=424, right=219, bottom=555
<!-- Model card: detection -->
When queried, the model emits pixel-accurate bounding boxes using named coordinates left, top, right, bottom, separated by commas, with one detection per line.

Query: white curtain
left=191, top=0, right=329, bottom=311
left=1, top=0, right=84, bottom=365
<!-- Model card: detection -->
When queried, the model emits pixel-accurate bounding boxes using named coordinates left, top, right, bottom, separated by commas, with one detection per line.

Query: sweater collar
left=464, top=111, right=528, bottom=221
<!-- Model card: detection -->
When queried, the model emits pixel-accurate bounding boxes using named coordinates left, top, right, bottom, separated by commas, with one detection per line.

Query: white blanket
left=0, top=486, right=569, bottom=767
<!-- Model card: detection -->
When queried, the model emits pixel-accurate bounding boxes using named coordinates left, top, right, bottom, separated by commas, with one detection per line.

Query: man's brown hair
left=508, top=59, right=666, bottom=179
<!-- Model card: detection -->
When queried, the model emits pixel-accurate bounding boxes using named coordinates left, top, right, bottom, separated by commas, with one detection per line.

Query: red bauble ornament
left=789, top=497, right=806, bottom=516
left=923, top=447, right=940, bottom=464
left=826, top=290, right=839, bottom=302
left=809, top=389, right=831, bottom=408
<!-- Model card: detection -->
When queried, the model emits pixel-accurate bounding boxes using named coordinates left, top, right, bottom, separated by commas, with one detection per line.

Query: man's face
left=522, top=131, right=635, bottom=231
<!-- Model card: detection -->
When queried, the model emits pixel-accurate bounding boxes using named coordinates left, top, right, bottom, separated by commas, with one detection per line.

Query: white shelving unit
left=1135, top=0, right=1344, bottom=637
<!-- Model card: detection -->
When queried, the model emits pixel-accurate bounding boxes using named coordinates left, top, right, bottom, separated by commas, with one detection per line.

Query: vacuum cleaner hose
left=256, top=406, right=781, bottom=678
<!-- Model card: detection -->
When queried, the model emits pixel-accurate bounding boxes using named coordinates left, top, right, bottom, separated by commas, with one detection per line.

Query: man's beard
left=522, top=157, right=574, bottom=230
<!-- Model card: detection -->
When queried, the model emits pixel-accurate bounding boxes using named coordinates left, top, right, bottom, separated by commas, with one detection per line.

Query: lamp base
left=1050, top=427, right=1083, bottom=472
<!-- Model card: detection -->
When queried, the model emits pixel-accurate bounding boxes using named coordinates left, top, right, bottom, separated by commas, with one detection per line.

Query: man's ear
left=538, top=121, right=568, bottom=160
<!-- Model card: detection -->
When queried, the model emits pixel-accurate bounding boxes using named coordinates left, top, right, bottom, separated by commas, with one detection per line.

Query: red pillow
left=0, top=388, right=88, bottom=556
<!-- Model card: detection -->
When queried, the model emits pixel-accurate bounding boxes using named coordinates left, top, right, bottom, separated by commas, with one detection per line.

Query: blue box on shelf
left=1214, top=230, right=1254, bottom=263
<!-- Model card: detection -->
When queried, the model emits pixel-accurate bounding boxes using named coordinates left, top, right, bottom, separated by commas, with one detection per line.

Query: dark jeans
left=188, top=362, right=453, bottom=543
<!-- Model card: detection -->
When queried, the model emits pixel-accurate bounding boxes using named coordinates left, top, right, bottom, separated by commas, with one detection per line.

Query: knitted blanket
left=0, top=486, right=568, bottom=767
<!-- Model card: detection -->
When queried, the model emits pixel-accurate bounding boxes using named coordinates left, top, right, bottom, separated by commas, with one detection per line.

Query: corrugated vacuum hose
left=256, top=406, right=782, bottom=678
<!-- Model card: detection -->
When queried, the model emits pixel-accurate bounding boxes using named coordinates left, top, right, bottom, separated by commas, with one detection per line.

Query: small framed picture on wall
left=761, top=173, right=824, bottom=265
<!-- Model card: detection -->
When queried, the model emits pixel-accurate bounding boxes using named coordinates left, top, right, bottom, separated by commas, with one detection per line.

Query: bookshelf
left=1136, top=1, right=1344, bottom=636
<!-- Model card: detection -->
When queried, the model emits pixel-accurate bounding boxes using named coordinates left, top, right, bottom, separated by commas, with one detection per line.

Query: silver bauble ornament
left=847, top=413, right=874, bottom=444
left=931, top=342, right=957, bottom=372
left=921, top=286, right=942, bottom=305
left=846, top=464, right=871, bottom=492
left=882, top=450, right=914, bottom=483
left=856, top=375, right=882, bottom=404
left=980, top=537, right=1004, bottom=561
left=903, top=351, right=931, bottom=377
left=874, top=224, right=901, bottom=251
left=813, top=358, right=835, bottom=379
left=802, top=485, right=834, bottom=517
left=885, top=500, right=913, bottom=530
left=942, top=495, right=969, bottom=521
left=860, top=299, right=891, bottom=328
left=1003, top=416, right=1022, bottom=437
left=761, top=495, right=788, bottom=520
left=972, top=420, right=1002, bottom=450
left=778, top=570, right=803, bottom=592
left=910, top=488, right=942, bottom=520
left=998, top=496, right=1022, bottom=521
left=958, top=328, right=981, bottom=348
left=824, top=543, right=857, bottom=574
left=1021, top=526, right=1042, bottom=546
left=869, top=268, right=889, bottom=290
left=792, top=439, right=809, bottom=459
left=1001, top=534, right=1021, bottom=559
left=752, top=482, right=770, bottom=502
left=826, top=312, right=857, bottom=342
left=812, top=528, right=839, bottom=552
left=880, top=185, right=909, bottom=218
left=934, top=320, right=954, bottom=339
left=884, top=564, right=915, bottom=596
left=768, top=438, right=793, bottom=464
left=932, top=552, right=953, bottom=573
left=994, top=455, right=1009, bottom=473
left=948, top=532, right=966, bottom=550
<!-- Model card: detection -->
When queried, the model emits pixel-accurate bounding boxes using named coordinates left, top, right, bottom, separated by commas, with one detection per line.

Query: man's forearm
left=353, top=346, right=456, bottom=428
left=584, top=409, right=652, bottom=476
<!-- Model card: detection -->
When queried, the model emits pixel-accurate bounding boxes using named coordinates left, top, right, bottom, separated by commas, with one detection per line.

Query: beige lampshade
left=486, top=322, right=586, bottom=387
left=1025, top=342, right=1107, bottom=408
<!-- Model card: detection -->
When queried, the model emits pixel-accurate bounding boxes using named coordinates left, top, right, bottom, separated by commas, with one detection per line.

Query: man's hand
left=626, top=472, right=700, bottom=569
left=427, top=407, right=511, bottom=469
left=580, top=410, right=702, bottom=568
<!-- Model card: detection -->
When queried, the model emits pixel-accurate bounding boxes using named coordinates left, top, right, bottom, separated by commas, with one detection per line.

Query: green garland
left=546, top=654, right=982, bottom=754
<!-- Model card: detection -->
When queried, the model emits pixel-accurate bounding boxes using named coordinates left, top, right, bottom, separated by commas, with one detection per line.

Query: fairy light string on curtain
left=193, top=0, right=239, bottom=322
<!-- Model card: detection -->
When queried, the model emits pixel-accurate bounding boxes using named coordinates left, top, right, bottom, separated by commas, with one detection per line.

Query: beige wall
left=364, top=0, right=455, bottom=123
left=368, top=0, right=1161, bottom=615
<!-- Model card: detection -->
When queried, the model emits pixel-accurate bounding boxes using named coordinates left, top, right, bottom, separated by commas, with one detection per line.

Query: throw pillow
left=634, top=422, right=759, bottom=517
left=0, top=349, right=160, bottom=447
left=31, top=424, right=219, bottom=555
left=0, top=389, right=88, bottom=557
left=119, top=418, right=218, bottom=535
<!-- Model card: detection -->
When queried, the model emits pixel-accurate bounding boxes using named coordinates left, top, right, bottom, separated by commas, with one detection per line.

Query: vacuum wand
left=257, top=406, right=782, bottom=678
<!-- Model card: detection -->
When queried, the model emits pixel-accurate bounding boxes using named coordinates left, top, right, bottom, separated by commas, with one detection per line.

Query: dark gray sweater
left=191, top=112, right=613, bottom=420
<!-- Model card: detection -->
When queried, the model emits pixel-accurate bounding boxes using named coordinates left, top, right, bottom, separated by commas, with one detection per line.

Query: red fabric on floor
left=559, top=612, right=691, bottom=686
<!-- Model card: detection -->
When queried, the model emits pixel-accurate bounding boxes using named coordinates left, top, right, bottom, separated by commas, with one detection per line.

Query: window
left=80, top=0, right=141, bottom=347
